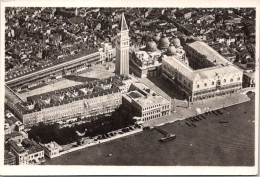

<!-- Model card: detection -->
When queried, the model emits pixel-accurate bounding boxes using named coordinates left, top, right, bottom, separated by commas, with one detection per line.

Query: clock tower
left=115, top=13, right=130, bottom=76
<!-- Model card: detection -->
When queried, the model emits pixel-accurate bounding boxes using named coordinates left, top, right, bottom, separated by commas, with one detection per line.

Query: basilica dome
left=145, top=40, right=157, bottom=52
left=158, top=34, right=170, bottom=49
left=166, top=44, right=177, bottom=56
left=172, top=37, right=181, bottom=47
left=153, top=33, right=161, bottom=43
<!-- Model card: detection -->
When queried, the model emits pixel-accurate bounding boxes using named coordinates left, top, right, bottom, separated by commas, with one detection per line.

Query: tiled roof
left=187, top=41, right=231, bottom=66
left=4, top=150, right=15, bottom=159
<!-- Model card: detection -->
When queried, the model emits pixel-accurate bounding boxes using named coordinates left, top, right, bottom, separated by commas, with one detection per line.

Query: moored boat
left=159, top=134, right=176, bottom=142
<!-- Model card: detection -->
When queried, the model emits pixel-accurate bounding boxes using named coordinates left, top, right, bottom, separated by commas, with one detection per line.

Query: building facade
left=4, top=150, right=16, bottom=165
left=11, top=76, right=131, bottom=126
left=123, top=82, right=171, bottom=123
left=6, top=49, right=100, bottom=92
left=162, top=40, right=243, bottom=102
left=130, top=40, right=162, bottom=78
left=115, top=13, right=130, bottom=76
left=130, top=34, right=186, bottom=78
left=41, top=141, right=63, bottom=158
left=8, top=140, right=29, bottom=165
left=22, top=138, right=45, bottom=165
left=99, top=42, right=116, bottom=62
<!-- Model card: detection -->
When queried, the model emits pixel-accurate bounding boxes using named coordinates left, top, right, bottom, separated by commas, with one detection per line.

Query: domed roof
left=153, top=34, right=161, bottom=43
left=166, top=44, right=177, bottom=56
left=158, top=34, right=170, bottom=49
left=172, top=37, right=181, bottom=47
left=145, top=40, right=157, bottom=52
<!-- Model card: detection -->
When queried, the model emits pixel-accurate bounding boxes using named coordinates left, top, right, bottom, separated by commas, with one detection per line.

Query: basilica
left=129, top=32, right=243, bottom=102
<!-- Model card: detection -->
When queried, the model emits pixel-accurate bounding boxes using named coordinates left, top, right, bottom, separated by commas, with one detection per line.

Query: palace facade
left=162, top=40, right=243, bottom=102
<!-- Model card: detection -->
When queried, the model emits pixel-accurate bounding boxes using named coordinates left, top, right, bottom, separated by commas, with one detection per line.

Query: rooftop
left=8, top=140, right=25, bottom=154
left=187, top=41, right=232, bottom=66
left=126, top=82, right=169, bottom=108
left=15, top=75, right=130, bottom=114
left=4, top=150, right=15, bottom=160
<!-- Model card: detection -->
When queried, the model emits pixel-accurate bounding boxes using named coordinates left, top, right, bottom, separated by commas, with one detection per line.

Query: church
left=114, top=13, right=243, bottom=102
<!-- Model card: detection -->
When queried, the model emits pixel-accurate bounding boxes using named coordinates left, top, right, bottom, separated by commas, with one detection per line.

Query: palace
left=162, top=40, right=243, bottom=102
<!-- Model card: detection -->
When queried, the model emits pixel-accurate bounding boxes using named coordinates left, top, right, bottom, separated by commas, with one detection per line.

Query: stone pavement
left=18, top=63, right=115, bottom=100
left=141, top=77, right=253, bottom=127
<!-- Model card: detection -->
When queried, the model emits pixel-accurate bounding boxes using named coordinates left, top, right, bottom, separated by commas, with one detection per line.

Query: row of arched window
left=196, top=77, right=241, bottom=88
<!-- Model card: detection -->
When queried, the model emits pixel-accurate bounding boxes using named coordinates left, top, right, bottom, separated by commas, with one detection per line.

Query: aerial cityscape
left=4, top=7, right=256, bottom=166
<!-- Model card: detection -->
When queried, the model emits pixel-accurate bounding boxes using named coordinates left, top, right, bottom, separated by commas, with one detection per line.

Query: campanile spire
left=115, top=13, right=130, bottom=76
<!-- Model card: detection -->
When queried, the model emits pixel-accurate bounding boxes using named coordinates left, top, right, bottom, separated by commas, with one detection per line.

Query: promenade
left=59, top=127, right=143, bottom=156
left=141, top=77, right=253, bottom=127
left=45, top=92, right=255, bottom=166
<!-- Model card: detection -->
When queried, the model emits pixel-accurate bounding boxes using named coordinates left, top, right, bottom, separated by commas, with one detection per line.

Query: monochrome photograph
left=1, top=0, right=259, bottom=175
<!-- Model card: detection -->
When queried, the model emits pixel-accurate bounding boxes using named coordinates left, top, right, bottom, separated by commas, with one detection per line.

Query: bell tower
left=115, top=13, right=130, bottom=76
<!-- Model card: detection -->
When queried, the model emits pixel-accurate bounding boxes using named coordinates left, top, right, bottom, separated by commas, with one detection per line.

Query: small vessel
left=159, top=134, right=176, bottom=142
left=185, top=122, right=191, bottom=127
left=196, top=116, right=202, bottom=120
left=106, top=154, right=112, bottom=157
left=191, top=123, right=197, bottom=127
left=201, top=115, right=206, bottom=119
left=219, top=120, right=229, bottom=123
left=216, top=110, right=223, bottom=115
left=212, top=111, right=219, bottom=116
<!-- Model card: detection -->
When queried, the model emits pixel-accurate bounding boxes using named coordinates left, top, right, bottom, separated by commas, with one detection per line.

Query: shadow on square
left=63, top=75, right=97, bottom=83
left=147, top=76, right=187, bottom=101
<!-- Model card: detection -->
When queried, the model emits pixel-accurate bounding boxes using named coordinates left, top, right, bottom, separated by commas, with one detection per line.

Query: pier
left=154, top=126, right=170, bottom=136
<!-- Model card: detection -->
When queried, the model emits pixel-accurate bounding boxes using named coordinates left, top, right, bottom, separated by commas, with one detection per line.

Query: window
left=224, top=79, right=226, bottom=83
left=212, top=81, right=214, bottom=85
left=237, top=77, right=240, bottom=81
left=230, top=78, right=233, bottom=82
left=197, top=84, right=200, bottom=88
left=204, top=83, right=207, bottom=87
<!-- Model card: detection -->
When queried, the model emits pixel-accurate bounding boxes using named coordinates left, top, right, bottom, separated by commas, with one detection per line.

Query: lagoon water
left=45, top=93, right=255, bottom=166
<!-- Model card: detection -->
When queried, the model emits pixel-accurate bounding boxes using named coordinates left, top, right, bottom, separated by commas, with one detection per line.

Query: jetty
left=154, top=126, right=176, bottom=142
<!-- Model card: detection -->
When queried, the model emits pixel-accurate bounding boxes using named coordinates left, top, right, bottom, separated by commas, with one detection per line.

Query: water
left=45, top=93, right=255, bottom=166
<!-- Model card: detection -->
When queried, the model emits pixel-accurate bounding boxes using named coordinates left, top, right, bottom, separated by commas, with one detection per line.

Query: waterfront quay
left=45, top=92, right=255, bottom=166
left=143, top=89, right=252, bottom=127
left=138, top=76, right=252, bottom=128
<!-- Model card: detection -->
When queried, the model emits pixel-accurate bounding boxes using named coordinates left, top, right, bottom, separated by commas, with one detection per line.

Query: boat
left=219, top=120, right=229, bottom=123
left=216, top=110, right=223, bottom=115
left=189, top=118, right=194, bottom=122
left=106, top=153, right=113, bottom=157
left=191, top=123, right=197, bottom=127
left=201, top=115, right=206, bottom=119
left=159, top=134, right=176, bottom=142
left=196, top=116, right=202, bottom=120
left=212, top=111, right=219, bottom=116
left=193, top=117, right=199, bottom=122
left=185, top=122, right=191, bottom=127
